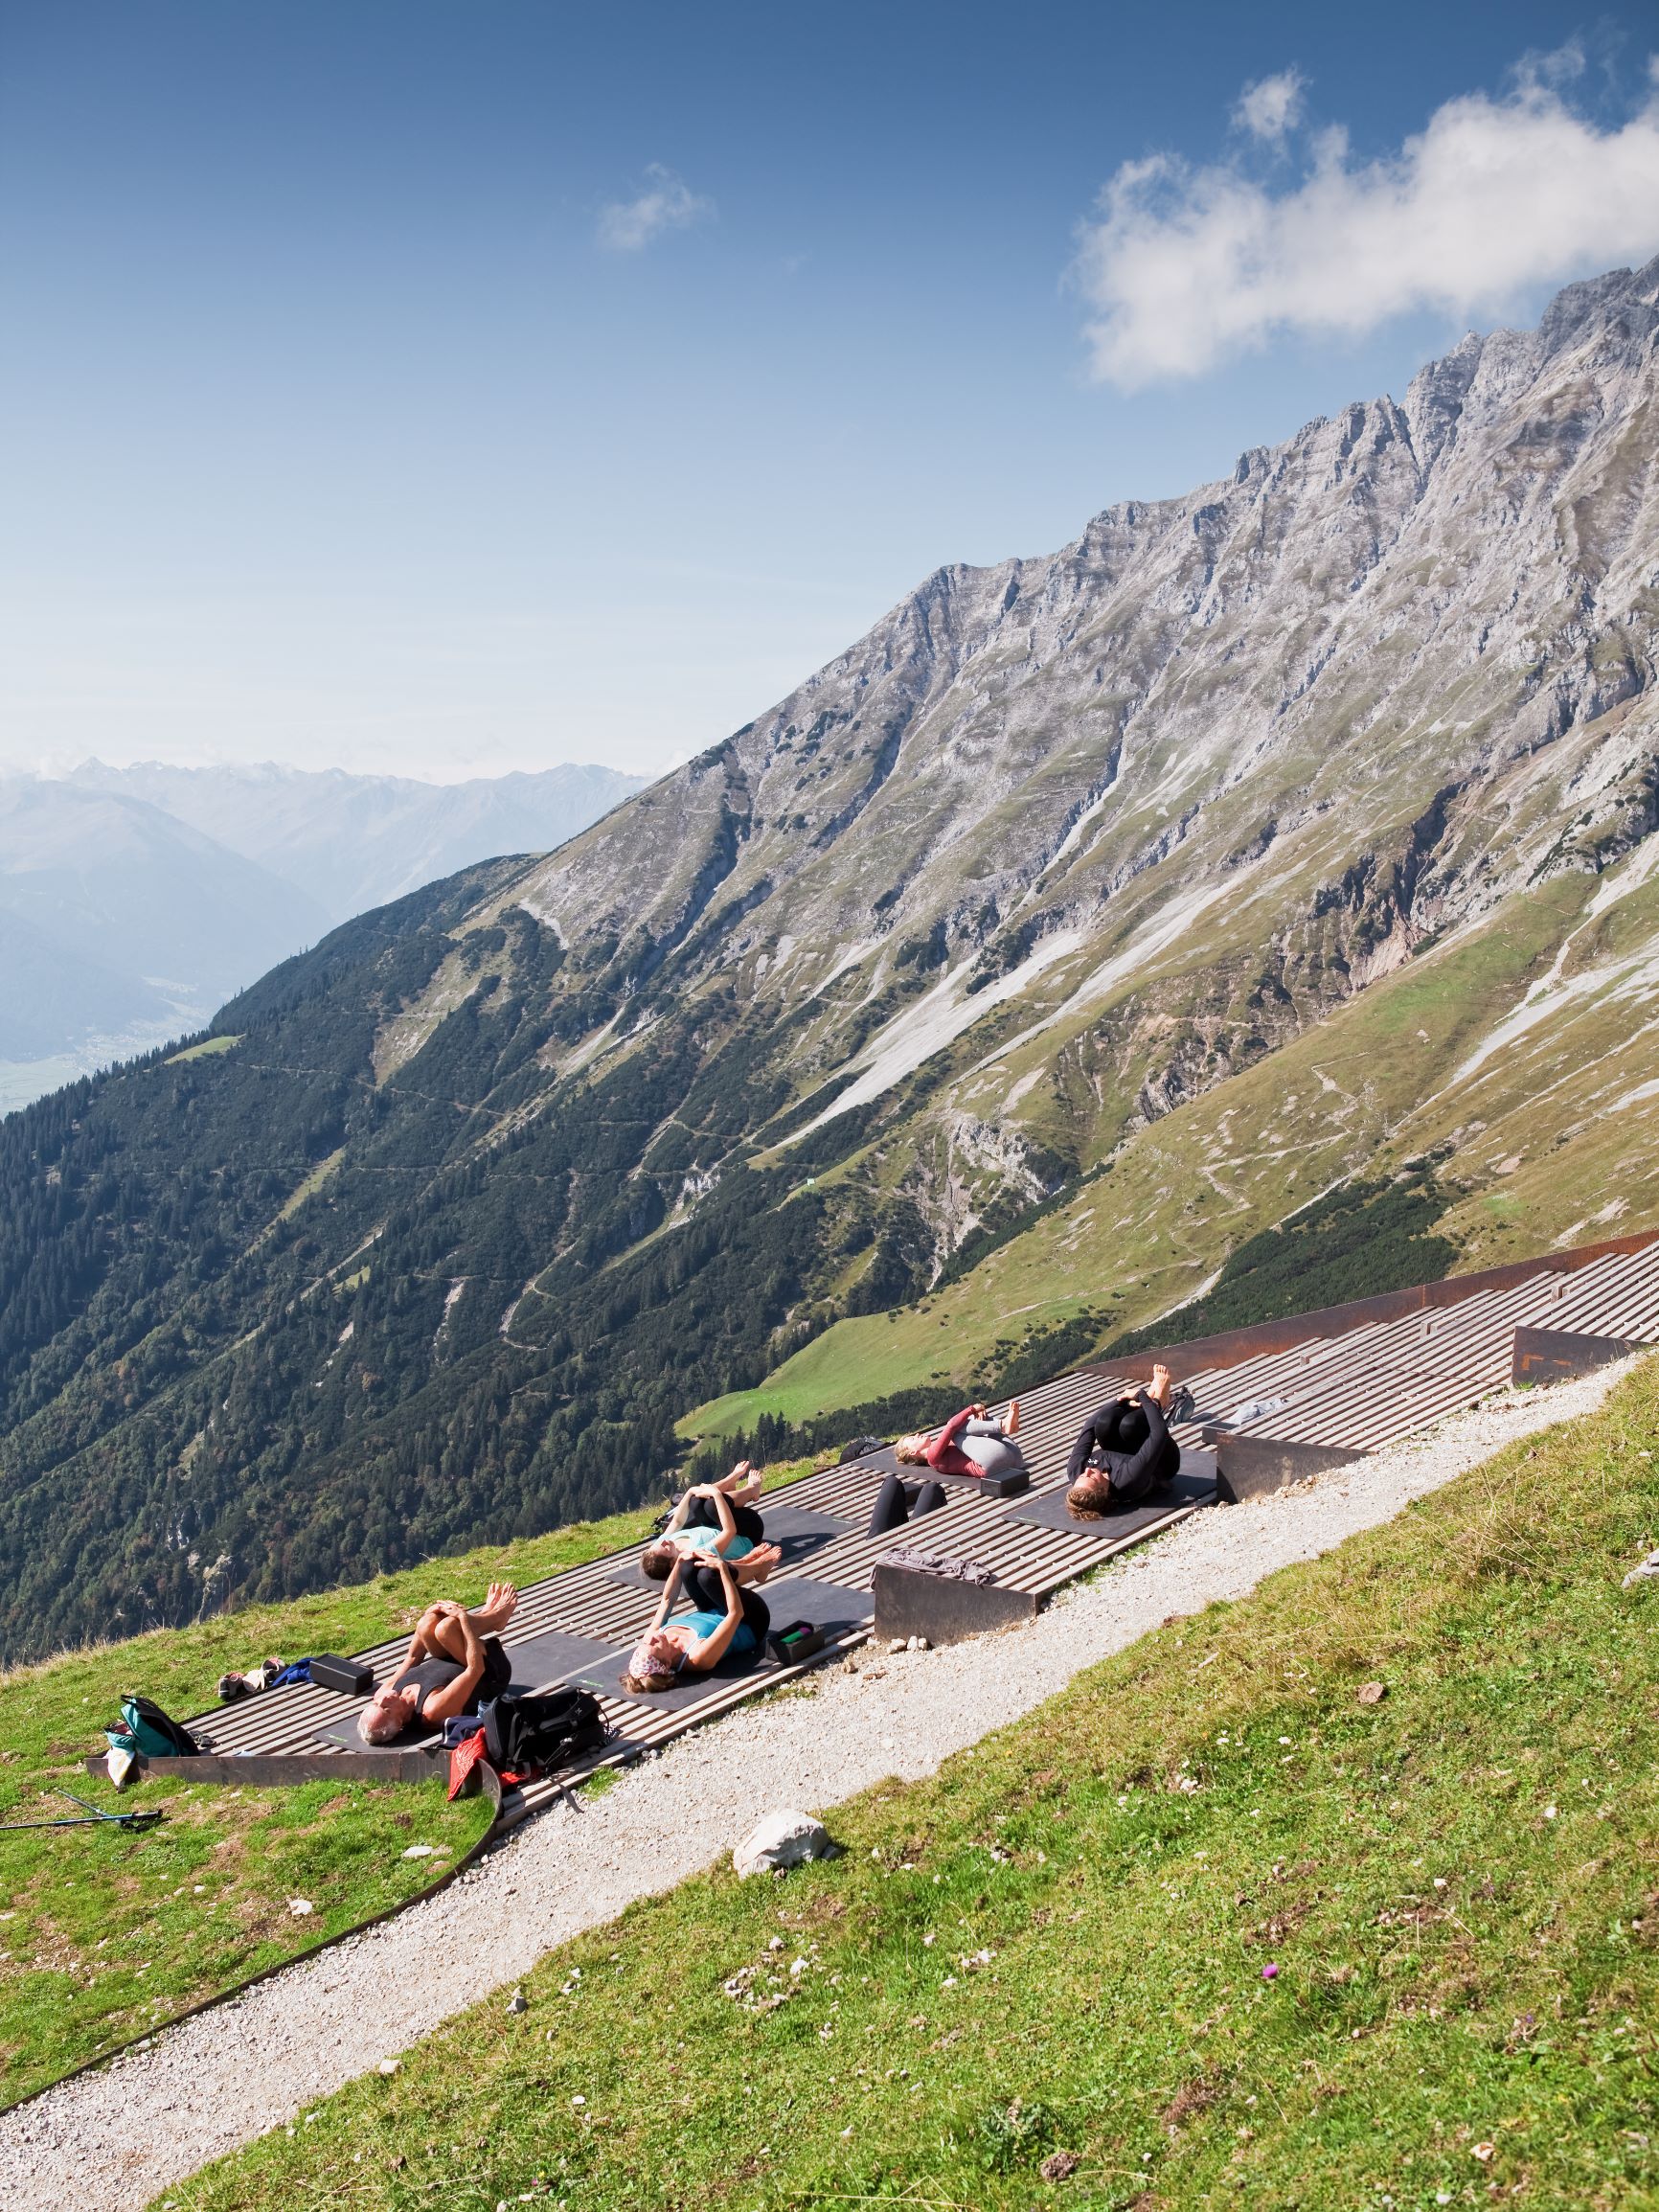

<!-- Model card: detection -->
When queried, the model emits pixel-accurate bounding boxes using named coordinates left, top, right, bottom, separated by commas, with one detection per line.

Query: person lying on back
left=895, top=1400, right=1022, bottom=1479
left=357, top=1582, right=519, bottom=1744
left=621, top=1554, right=771, bottom=1693
left=1065, top=1364, right=1180, bottom=1519
left=639, top=1465, right=782, bottom=1585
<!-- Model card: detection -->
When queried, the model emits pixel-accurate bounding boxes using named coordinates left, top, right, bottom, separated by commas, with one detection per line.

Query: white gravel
left=3, top=1358, right=1642, bottom=2209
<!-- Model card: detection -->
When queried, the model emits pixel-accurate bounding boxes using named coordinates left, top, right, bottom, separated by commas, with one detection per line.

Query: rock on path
left=0, top=1361, right=1640, bottom=2210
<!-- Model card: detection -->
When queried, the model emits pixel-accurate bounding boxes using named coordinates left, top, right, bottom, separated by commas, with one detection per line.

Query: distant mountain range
left=0, top=760, right=647, bottom=1106
left=2, top=258, right=1656, bottom=1658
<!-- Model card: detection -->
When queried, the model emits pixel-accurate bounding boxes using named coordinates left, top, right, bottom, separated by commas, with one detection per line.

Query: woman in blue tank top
left=639, top=1466, right=781, bottom=1585
left=621, top=1554, right=771, bottom=1694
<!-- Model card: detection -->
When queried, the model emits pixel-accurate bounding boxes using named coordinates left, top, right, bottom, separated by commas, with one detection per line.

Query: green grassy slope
left=168, top=1360, right=1659, bottom=2212
left=0, top=1485, right=773, bottom=2107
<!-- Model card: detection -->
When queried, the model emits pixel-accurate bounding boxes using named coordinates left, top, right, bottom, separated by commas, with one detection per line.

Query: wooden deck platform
left=166, top=1229, right=1659, bottom=1826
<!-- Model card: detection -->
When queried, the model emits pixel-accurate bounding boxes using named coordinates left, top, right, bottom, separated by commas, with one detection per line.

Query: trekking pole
left=58, top=1790, right=167, bottom=1829
left=0, top=1791, right=166, bottom=1835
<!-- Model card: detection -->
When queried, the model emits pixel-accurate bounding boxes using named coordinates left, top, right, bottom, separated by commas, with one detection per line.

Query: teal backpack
left=105, top=1695, right=202, bottom=1760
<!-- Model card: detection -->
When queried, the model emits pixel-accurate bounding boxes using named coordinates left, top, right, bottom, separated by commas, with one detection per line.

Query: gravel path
left=3, top=1361, right=1640, bottom=2209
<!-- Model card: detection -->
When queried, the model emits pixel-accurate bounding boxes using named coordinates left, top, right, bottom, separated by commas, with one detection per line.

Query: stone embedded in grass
left=287, top=1899, right=314, bottom=1916
left=507, top=1988, right=527, bottom=2014
left=1356, top=1681, right=1387, bottom=1705
left=377, top=2058, right=400, bottom=2076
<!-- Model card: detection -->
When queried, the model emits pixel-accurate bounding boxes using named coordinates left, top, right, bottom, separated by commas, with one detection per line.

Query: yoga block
left=308, top=1653, right=376, bottom=1698
left=931, top=1463, right=1030, bottom=1499
left=872, top=1563, right=1038, bottom=1647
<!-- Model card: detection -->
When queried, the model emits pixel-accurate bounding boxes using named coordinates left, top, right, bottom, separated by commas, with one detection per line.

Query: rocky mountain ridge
left=472, top=254, right=1659, bottom=1245
left=1, top=260, right=1656, bottom=1655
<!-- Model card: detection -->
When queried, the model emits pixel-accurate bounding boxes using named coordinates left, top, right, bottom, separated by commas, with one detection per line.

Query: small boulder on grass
left=733, top=1811, right=836, bottom=1878
left=1356, top=1680, right=1388, bottom=1705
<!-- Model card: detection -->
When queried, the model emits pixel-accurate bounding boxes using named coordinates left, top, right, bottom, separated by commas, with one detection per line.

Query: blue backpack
left=106, top=1695, right=202, bottom=1759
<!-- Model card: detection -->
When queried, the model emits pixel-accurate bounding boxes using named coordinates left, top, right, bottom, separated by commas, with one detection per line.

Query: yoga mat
left=750, top=1574, right=872, bottom=1638
left=316, top=1714, right=442, bottom=1751
left=839, top=1443, right=1026, bottom=1496
left=571, top=1576, right=869, bottom=1711
left=569, top=1642, right=776, bottom=1714
left=1004, top=1461, right=1217, bottom=1541
left=502, top=1626, right=625, bottom=1687
left=313, top=1629, right=620, bottom=1747
left=605, top=1504, right=856, bottom=1588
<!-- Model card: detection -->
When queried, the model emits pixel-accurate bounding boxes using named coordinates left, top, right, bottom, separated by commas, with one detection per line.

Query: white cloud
left=1073, top=55, right=1659, bottom=387
left=1234, top=69, right=1305, bottom=142
left=597, top=164, right=715, bottom=253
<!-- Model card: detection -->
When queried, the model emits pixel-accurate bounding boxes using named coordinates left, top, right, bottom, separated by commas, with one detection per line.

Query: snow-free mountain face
left=510, top=261, right=1656, bottom=1118
left=2, top=261, right=1657, bottom=1656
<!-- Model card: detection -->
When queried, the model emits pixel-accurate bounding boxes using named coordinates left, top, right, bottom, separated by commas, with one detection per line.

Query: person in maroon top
left=895, top=1400, right=1022, bottom=1478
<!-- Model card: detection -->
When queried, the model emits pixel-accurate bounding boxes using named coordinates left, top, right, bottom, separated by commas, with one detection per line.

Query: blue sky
left=1, top=1, right=1656, bottom=780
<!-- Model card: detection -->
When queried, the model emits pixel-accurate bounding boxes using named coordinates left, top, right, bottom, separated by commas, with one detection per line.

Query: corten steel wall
left=1093, top=1228, right=1659, bottom=1384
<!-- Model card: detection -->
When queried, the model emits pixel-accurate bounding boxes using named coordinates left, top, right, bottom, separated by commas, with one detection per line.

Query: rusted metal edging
left=1094, top=1227, right=1659, bottom=1383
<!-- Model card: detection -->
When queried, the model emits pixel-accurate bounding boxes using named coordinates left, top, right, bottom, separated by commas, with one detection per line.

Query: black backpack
left=481, top=1687, right=606, bottom=1776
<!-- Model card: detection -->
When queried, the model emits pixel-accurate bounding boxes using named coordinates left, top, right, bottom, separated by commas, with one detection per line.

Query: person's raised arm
left=936, top=1405, right=976, bottom=1452
left=1066, top=1411, right=1107, bottom=1486
left=658, top=1493, right=695, bottom=1538
left=646, top=1555, right=685, bottom=1631
left=1109, top=1392, right=1171, bottom=1495
left=418, top=1608, right=487, bottom=1724
left=703, top=1485, right=739, bottom=1556
left=681, top=1558, right=744, bottom=1672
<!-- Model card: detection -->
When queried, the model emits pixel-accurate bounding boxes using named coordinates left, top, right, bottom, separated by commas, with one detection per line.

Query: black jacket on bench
left=1065, top=1393, right=1179, bottom=1505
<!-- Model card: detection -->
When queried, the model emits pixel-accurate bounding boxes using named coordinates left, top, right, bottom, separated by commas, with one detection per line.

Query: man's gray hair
left=358, top=1693, right=412, bottom=1745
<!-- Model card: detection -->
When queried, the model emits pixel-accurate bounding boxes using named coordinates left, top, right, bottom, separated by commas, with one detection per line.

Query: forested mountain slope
left=3, top=259, right=1657, bottom=1660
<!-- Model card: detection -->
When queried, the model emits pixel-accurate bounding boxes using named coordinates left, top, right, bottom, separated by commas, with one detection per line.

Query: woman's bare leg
left=717, top=1462, right=763, bottom=1508
left=418, top=1605, right=470, bottom=1663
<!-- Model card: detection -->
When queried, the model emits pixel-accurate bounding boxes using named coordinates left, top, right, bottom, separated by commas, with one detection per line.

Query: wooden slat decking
left=176, top=1236, right=1659, bottom=1819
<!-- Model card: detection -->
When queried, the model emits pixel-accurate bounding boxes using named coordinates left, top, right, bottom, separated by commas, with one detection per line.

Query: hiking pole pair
left=0, top=1790, right=165, bottom=1834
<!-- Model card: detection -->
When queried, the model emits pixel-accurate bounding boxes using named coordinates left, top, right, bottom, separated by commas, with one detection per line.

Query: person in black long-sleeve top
left=1066, top=1361, right=1180, bottom=1518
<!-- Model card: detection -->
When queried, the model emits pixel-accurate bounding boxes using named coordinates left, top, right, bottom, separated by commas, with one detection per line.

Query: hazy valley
left=0, top=760, right=645, bottom=1109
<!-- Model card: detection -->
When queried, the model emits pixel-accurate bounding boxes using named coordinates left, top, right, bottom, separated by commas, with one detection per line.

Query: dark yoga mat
left=752, top=1574, right=872, bottom=1638
left=841, top=1443, right=1027, bottom=1498
left=316, top=1714, right=442, bottom=1751
left=1004, top=1458, right=1218, bottom=1542
left=605, top=1504, right=855, bottom=1588
left=313, top=1628, right=621, bottom=1748
left=568, top=1641, right=776, bottom=1714
left=572, top=1575, right=871, bottom=1712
